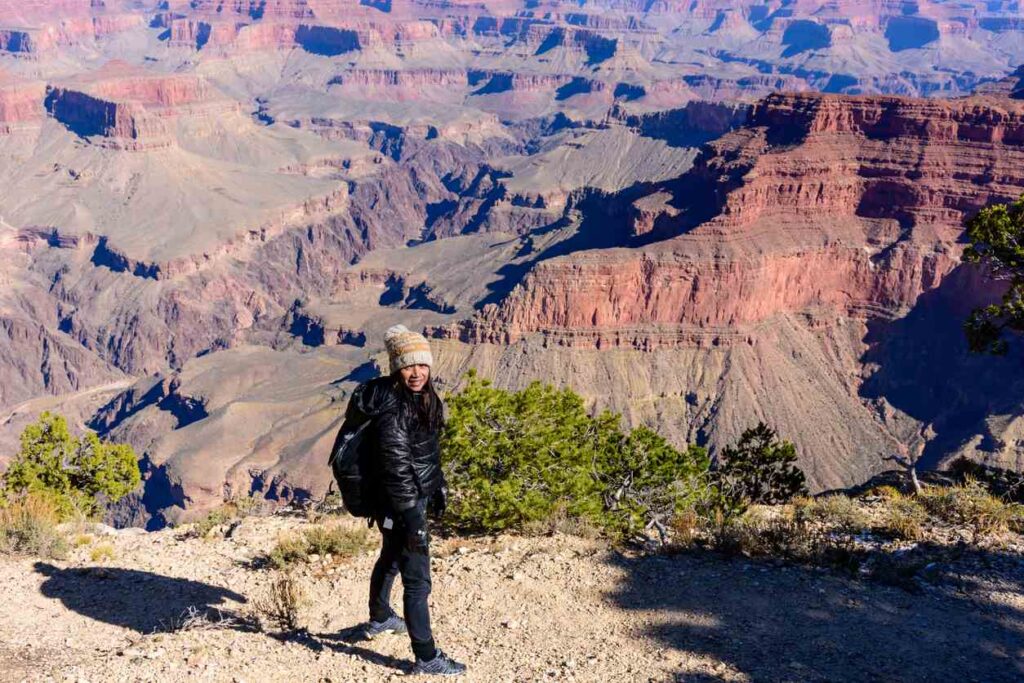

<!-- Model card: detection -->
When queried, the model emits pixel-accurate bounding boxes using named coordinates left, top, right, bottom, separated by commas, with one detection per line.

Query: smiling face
left=399, top=364, right=430, bottom=392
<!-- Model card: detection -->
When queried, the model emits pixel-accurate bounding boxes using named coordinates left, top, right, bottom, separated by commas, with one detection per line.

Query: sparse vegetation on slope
left=661, top=472, right=1024, bottom=591
left=0, top=492, right=68, bottom=559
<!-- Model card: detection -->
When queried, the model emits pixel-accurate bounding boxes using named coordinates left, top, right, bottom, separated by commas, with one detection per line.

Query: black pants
left=368, top=501, right=435, bottom=660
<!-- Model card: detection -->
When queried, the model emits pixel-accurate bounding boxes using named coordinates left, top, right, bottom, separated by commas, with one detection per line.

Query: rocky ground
left=0, top=511, right=1022, bottom=683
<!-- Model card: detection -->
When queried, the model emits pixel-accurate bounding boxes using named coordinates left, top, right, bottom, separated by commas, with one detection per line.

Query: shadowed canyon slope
left=0, top=0, right=1023, bottom=525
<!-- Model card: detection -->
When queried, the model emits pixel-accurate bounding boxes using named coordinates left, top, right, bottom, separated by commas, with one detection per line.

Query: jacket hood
left=353, top=376, right=400, bottom=417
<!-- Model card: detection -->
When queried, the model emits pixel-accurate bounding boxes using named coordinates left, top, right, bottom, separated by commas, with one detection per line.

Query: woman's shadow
left=33, top=562, right=249, bottom=633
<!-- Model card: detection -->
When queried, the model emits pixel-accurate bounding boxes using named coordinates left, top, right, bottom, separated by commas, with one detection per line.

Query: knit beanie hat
left=384, top=324, right=433, bottom=374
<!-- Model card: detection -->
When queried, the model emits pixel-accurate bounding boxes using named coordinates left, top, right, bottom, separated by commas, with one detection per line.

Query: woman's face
left=399, top=364, right=430, bottom=392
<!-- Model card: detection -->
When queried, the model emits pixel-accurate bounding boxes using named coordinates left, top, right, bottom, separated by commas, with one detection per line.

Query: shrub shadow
left=604, top=548, right=1024, bottom=682
left=34, top=562, right=249, bottom=634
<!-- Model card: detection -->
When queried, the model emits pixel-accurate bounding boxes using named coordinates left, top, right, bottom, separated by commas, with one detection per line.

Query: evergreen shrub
left=441, top=372, right=708, bottom=539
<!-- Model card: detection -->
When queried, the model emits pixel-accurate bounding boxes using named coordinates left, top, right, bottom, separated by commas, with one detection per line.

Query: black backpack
left=328, top=381, right=386, bottom=518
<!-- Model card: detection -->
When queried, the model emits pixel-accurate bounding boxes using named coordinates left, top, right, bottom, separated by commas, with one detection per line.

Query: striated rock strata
left=44, top=62, right=232, bottom=150
left=435, top=90, right=1024, bottom=489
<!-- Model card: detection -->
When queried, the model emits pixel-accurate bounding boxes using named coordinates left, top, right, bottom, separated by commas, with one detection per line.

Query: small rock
left=309, top=554, right=321, bottom=563
left=501, top=619, right=519, bottom=630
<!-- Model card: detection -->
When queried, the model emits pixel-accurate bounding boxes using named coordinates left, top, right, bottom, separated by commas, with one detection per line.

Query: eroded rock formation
left=434, top=89, right=1024, bottom=489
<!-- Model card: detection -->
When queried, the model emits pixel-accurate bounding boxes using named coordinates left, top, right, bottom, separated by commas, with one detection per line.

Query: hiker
left=352, top=325, right=465, bottom=675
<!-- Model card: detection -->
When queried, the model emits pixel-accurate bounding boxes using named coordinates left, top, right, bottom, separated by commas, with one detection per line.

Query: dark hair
left=392, top=372, right=444, bottom=432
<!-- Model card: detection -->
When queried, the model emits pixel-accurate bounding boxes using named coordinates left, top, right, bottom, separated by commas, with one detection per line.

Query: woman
left=364, top=324, right=465, bottom=676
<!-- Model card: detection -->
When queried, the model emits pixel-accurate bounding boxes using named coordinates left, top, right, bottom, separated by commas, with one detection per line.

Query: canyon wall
left=434, top=89, right=1024, bottom=489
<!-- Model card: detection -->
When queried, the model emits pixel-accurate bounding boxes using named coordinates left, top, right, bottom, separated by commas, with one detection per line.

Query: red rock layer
left=45, top=63, right=232, bottom=149
left=0, top=73, right=45, bottom=131
left=329, top=68, right=469, bottom=89
left=45, top=88, right=171, bottom=150
left=437, top=91, right=1024, bottom=348
left=0, top=1, right=143, bottom=53
left=78, top=64, right=217, bottom=109
left=185, top=0, right=315, bottom=19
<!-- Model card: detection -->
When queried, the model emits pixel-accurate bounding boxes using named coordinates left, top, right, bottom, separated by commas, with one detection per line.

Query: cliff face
left=446, top=92, right=1024, bottom=343
left=434, top=90, right=1024, bottom=489
left=0, top=75, right=45, bottom=132
left=0, top=0, right=142, bottom=53
left=43, top=64, right=232, bottom=149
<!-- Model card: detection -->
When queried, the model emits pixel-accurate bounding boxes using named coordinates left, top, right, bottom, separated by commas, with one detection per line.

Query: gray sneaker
left=364, top=614, right=407, bottom=639
left=412, top=649, right=466, bottom=676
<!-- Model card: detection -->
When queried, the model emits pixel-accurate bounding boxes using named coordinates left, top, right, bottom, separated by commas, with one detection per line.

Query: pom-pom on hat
left=384, top=324, right=434, bottom=374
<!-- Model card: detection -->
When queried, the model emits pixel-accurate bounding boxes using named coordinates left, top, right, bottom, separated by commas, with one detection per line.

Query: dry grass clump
left=793, top=495, right=869, bottom=533
left=188, top=497, right=263, bottom=539
left=304, top=523, right=373, bottom=557
left=0, top=492, right=68, bottom=559
left=73, top=533, right=94, bottom=547
left=267, top=523, right=372, bottom=569
left=667, top=508, right=701, bottom=547
left=1011, top=507, right=1024, bottom=535
left=160, top=605, right=248, bottom=633
left=918, top=480, right=1021, bottom=541
left=523, top=504, right=602, bottom=540
left=867, top=485, right=904, bottom=501
left=268, top=533, right=310, bottom=568
left=881, top=496, right=929, bottom=541
left=664, top=499, right=873, bottom=572
left=312, top=492, right=345, bottom=518
left=89, top=542, right=115, bottom=562
left=714, top=511, right=803, bottom=558
left=252, top=572, right=309, bottom=632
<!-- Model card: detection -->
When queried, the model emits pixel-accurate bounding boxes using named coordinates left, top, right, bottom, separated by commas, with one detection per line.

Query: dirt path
left=1, top=515, right=1021, bottom=682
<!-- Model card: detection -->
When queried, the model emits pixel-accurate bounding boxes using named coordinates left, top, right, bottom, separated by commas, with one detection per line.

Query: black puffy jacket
left=360, top=377, right=445, bottom=514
